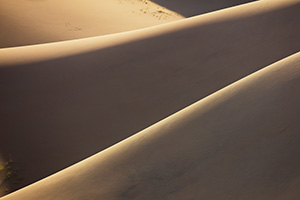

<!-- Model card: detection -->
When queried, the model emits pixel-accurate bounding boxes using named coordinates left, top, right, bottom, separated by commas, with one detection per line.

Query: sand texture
left=0, top=0, right=183, bottom=48
left=1, top=0, right=300, bottom=199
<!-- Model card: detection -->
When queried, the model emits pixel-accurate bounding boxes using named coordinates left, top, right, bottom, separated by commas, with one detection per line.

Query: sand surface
left=151, top=0, right=257, bottom=17
left=2, top=40, right=300, bottom=200
left=1, top=0, right=300, bottom=199
left=0, top=0, right=183, bottom=48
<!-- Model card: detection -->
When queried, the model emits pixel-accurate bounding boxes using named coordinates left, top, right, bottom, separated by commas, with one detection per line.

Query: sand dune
left=0, top=0, right=259, bottom=48
left=1, top=0, right=300, bottom=195
left=151, top=0, right=257, bottom=17
left=0, top=0, right=183, bottom=48
left=2, top=49, right=300, bottom=200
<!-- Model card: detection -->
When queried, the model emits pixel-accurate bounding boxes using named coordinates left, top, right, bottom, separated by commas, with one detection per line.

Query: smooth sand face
left=1, top=0, right=300, bottom=198
left=0, top=0, right=183, bottom=48
left=2, top=46, right=300, bottom=200
left=150, top=0, right=258, bottom=17
left=0, top=0, right=259, bottom=48
left=1, top=0, right=300, bottom=195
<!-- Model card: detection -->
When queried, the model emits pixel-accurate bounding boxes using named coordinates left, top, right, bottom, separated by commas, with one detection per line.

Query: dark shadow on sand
left=151, top=0, right=258, bottom=17
left=0, top=2, right=300, bottom=195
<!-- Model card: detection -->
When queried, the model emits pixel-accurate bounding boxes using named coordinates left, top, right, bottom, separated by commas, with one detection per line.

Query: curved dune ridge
left=150, top=0, right=258, bottom=17
left=1, top=0, right=300, bottom=198
left=2, top=44, right=300, bottom=200
left=0, top=0, right=259, bottom=48
left=0, top=0, right=183, bottom=48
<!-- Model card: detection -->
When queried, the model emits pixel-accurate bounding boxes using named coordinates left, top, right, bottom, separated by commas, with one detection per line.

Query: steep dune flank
left=0, top=0, right=183, bottom=48
left=1, top=0, right=300, bottom=194
left=3, top=50, right=300, bottom=200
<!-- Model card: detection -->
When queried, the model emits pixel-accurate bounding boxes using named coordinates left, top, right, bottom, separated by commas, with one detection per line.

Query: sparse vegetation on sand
left=0, top=156, right=22, bottom=197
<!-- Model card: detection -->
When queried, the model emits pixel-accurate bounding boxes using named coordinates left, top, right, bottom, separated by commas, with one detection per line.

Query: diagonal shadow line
left=150, top=0, right=258, bottom=17
left=0, top=1, right=300, bottom=194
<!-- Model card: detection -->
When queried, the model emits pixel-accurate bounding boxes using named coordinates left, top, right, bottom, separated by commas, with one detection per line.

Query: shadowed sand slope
left=2, top=50, right=300, bottom=200
left=151, top=0, right=257, bottom=17
left=0, top=0, right=183, bottom=48
left=1, top=0, right=300, bottom=195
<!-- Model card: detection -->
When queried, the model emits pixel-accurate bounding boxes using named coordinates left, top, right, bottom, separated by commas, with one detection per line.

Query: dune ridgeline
left=1, top=0, right=300, bottom=199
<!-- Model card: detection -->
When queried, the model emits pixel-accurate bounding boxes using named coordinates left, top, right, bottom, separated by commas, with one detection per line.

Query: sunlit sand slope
left=3, top=50, right=300, bottom=200
left=1, top=0, right=300, bottom=194
left=0, top=0, right=183, bottom=48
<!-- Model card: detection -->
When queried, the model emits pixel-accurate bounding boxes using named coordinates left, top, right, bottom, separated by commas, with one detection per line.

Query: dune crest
left=2, top=49, right=300, bottom=200
left=1, top=0, right=300, bottom=198
left=150, top=0, right=258, bottom=17
left=0, top=0, right=183, bottom=48
left=1, top=0, right=300, bottom=195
